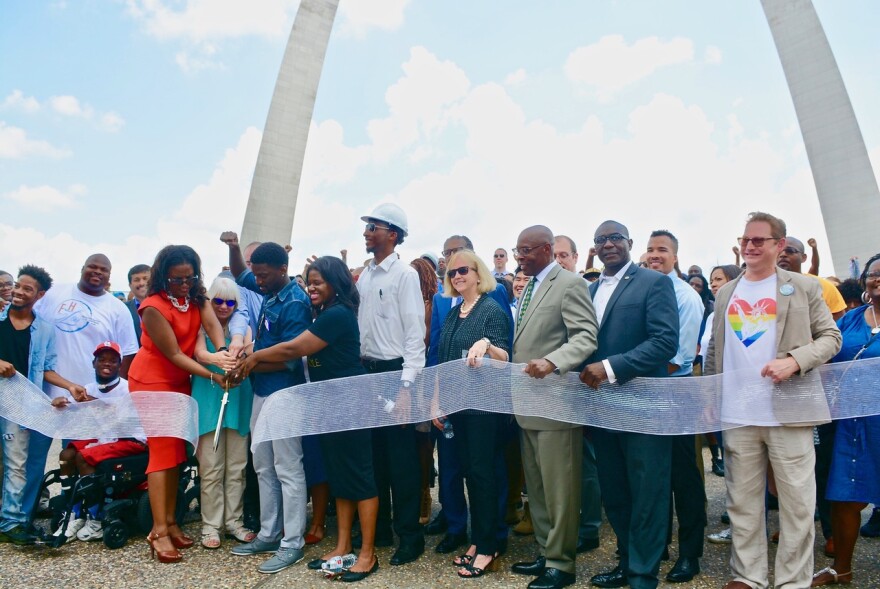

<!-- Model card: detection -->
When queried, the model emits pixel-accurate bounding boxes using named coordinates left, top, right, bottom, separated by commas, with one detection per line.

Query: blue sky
left=1, top=0, right=878, bottom=285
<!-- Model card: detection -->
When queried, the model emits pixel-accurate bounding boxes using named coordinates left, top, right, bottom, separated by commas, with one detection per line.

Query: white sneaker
left=708, top=527, right=732, bottom=544
left=53, top=514, right=85, bottom=540
left=76, top=517, right=103, bottom=541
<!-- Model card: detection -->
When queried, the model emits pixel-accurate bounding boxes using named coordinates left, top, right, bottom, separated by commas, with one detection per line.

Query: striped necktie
left=517, top=278, right=535, bottom=331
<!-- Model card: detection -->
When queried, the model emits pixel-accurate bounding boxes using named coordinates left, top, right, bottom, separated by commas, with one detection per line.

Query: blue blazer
left=587, top=264, right=679, bottom=382
left=427, top=283, right=513, bottom=367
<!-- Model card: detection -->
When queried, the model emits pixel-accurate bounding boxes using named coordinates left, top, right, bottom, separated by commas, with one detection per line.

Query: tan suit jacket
left=705, top=267, right=841, bottom=426
left=513, top=264, right=599, bottom=430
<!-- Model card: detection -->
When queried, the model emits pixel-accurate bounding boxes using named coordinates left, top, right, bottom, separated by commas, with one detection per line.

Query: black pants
left=449, top=411, right=503, bottom=555
left=815, top=422, right=836, bottom=539
left=365, top=358, right=424, bottom=549
left=669, top=434, right=707, bottom=558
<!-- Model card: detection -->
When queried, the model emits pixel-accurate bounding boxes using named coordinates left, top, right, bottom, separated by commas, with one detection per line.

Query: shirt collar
left=369, top=252, right=401, bottom=273
left=600, top=261, right=632, bottom=284
left=274, top=279, right=299, bottom=303
left=532, top=261, right=557, bottom=284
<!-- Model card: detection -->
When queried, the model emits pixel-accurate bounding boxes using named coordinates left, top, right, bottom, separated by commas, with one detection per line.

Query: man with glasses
left=552, top=236, right=579, bottom=273
left=356, top=203, right=427, bottom=566
left=493, top=248, right=509, bottom=279
left=580, top=221, right=679, bottom=589
left=0, top=271, right=13, bottom=320
left=777, top=237, right=845, bottom=320
left=704, top=212, right=841, bottom=589
left=425, top=235, right=513, bottom=557
left=509, top=225, right=598, bottom=589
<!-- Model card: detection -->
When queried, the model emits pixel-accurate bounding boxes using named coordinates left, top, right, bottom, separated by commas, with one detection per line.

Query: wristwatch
left=401, top=380, right=412, bottom=389
left=481, top=337, right=492, bottom=350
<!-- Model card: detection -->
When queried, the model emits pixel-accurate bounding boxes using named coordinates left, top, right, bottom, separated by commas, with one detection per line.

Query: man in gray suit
left=509, top=225, right=599, bottom=589
left=580, top=220, right=679, bottom=589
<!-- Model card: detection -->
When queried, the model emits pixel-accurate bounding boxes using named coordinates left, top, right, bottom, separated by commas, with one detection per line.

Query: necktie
left=517, top=278, right=535, bottom=331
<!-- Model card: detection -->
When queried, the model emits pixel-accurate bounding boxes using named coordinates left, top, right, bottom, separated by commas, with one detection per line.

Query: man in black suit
left=124, top=264, right=150, bottom=346
left=579, top=221, right=679, bottom=589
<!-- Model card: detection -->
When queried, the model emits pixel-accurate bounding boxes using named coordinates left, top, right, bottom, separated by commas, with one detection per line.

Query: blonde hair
left=207, top=277, right=241, bottom=306
left=443, top=250, right=496, bottom=298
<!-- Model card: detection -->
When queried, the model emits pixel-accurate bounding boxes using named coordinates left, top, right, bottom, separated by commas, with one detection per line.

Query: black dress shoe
left=340, top=557, right=379, bottom=583
left=389, top=543, right=424, bottom=566
left=666, top=556, right=700, bottom=583
left=577, top=536, right=600, bottom=553
left=528, top=567, right=576, bottom=589
left=352, top=529, right=394, bottom=549
left=511, top=556, right=546, bottom=576
left=590, top=565, right=629, bottom=588
left=307, top=558, right=326, bottom=570
left=435, top=532, right=468, bottom=554
left=424, top=513, right=448, bottom=535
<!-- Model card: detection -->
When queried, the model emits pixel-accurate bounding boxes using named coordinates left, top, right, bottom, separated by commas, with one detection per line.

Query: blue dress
left=826, top=305, right=880, bottom=503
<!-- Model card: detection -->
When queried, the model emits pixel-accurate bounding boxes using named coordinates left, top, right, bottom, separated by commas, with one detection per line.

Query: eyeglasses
left=0, top=281, right=12, bottom=289
left=166, top=275, right=198, bottom=286
left=442, top=246, right=466, bottom=258
left=365, top=222, right=391, bottom=232
left=781, top=247, right=803, bottom=255
left=447, top=266, right=476, bottom=279
left=512, top=243, right=549, bottom=257
left=212, top=298, right=236, bottom=308
left=593, top=233, right=628, bottom=246
left=493, top=253, right=506, bottom=258
left=866, top=271, right=880, bottom=279
left=738, top=236, right=780, bottom=248
left=555, top=252, right=572, bottom=259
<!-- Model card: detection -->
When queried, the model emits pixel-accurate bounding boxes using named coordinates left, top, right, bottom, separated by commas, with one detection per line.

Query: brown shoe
left=512, top=502, right=533, bottom=536
left=723, top=582, right=752, bottom=589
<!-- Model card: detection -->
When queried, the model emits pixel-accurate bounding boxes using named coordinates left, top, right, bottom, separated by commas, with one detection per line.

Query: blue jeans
left=1, top=420, right=52, bottom=531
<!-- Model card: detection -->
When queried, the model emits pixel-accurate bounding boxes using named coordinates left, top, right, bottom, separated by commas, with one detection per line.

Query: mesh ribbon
left=0, top=373, right=199, bottom=449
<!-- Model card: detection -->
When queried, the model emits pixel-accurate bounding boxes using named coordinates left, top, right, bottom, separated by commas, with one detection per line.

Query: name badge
left=779, top=284, right=794, bottom=296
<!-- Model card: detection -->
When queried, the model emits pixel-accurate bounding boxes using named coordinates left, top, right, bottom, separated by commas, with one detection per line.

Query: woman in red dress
left=128, top=245, right=236, bottom=563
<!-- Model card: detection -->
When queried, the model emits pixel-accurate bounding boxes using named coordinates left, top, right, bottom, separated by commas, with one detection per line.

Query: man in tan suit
left=704, top=212, right=841, bottom=589
left=509, top=225, right=599, bottom=589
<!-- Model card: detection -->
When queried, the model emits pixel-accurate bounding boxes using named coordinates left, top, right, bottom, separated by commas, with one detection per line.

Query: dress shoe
left=435, top=532, right=468, bottom=554
left=577, top=536, right=600, bottom=553
left=511, top=556, right=546, bottom=576
left=424, top=513, right=448, bottom=535
left=723, top=582, right=752, bottom=589
left=340, top=557, right=379, bottom=582
left=389, top=543, right=423, bottom=566
left=666, top=556, right=700, bottom=583
left=527, top=567, right=575, bottom=589
left=590, top=565, right=629, bottom=588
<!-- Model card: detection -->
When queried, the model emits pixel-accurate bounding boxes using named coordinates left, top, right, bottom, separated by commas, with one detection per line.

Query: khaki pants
left=196, top=429, right=248, bottom=535
left=724, top=426, right=815, bottom=589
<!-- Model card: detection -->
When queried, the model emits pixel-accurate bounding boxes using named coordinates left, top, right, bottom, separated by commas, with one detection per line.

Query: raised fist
left=220, top=231, right=239, bottom=246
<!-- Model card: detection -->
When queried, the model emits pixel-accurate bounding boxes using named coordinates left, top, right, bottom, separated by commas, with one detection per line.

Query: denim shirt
left=238, top=271, right=311, bottom=397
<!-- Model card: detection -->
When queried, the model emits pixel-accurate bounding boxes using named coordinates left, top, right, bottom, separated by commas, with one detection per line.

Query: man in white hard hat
left=356, top=203, right=427, bottom=566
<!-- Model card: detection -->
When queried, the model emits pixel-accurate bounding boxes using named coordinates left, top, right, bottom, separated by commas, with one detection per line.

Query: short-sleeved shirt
left=813, top=275, right=846, bottom=315
left=0, top=317, right=31, bottom=376
left=307, top=305, right=366, bottom=383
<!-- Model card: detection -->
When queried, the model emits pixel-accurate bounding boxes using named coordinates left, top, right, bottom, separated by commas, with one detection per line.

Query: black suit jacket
left=125, top=298, right=142, bottom=347
left=587, top=264, right=679, bottom=382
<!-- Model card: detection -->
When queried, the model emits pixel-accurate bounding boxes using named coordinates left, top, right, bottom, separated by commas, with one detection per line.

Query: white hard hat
left=361, top=203, right=409, bottom=237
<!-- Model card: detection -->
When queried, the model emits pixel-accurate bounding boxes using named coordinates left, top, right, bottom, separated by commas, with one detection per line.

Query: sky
left=1, top=0, right=878, bottom=287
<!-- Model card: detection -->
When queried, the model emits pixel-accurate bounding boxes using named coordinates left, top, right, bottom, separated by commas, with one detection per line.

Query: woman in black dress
left=239, top=256, right=378, bottom=582
left=434, top=250, right=511, bottom=578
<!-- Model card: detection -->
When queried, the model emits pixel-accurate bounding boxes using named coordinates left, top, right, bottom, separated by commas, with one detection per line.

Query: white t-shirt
left=35, top=284, right=138, bottom=398
left=79, top=379, right=146, bottom=444
left=721, top=275, right=780, bottom=426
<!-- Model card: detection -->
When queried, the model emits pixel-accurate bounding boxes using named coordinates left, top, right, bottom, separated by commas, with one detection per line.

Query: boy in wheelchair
left=50, top=341, right=146, bottom=542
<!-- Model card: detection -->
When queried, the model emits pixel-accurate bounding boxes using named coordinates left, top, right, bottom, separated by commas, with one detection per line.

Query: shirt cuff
left=602, top=359, right=617, bottom=384
left=400, top=367, right=418, bottom=383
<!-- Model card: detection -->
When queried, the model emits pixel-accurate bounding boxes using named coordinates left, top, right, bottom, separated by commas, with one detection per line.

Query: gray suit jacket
left=705, top=267, right=842, bottom=426
left=513, top=264, right=599, bottom=430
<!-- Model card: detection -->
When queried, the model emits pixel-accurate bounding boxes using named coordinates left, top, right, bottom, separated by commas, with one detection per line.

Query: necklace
left=460, top=294, right=482, bottom=316
left=168, top=294, right=191, bottom=313
left=871, top=306, right=880, bottom=336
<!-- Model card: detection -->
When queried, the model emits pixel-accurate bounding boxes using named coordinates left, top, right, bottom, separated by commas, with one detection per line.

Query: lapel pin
left=779, top=284, right=794, bottom=296
left=623, top=276, right=630, bottom=280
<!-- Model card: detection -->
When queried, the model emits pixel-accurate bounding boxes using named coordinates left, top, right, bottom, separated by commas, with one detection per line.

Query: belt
left=361, top=357, right=404, bottom=372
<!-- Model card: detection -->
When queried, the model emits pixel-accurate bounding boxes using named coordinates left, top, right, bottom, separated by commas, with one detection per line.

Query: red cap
left=93, top=341, right=122, bottom=358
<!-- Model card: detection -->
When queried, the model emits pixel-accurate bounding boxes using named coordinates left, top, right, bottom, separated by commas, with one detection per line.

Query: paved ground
left=1, top=445, right=878, bottom=588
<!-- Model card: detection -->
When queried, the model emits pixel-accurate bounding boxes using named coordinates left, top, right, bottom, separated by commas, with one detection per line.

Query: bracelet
left=210, top=373, right=215, bottom=387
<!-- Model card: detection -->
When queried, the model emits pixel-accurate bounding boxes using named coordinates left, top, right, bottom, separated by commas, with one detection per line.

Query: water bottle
left=442, top=419, right=455, bottom=439
left=377, top=394, right=395, bottom=413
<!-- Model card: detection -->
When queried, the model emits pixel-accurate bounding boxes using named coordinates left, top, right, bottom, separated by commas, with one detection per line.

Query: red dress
left=128, top=293, right=201, bottom=473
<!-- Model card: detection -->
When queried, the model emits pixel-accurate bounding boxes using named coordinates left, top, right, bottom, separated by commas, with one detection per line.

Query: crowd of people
left=0, top=204, right=878, bottom=589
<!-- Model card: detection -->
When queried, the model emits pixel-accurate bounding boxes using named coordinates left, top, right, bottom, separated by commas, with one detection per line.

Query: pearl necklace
left=871, top=306, right=880, bottom=336
left=460, top=294, right=482, bottom=316
left=169, top=294, right=191, bottom=313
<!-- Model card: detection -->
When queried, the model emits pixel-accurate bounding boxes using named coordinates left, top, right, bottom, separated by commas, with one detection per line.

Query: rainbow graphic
left=728, top=296, right=777, bottom=347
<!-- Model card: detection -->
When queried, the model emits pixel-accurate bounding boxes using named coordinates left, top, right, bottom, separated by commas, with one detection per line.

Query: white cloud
left=565, top=35, right=695, bottom=101
left=704, top=45, right=723, bottom=65
left=175, top=51, right=224, bottom=73
left=2, top=90, right=41, bottom=113
left=100, top=111, right=126, bottom=132
left=0, top=122, right=70, bottom=159
left=504, top=68, right=527, bottom=86
left=49, top=95, right=94, bottom=118
left=337, top=0, right=410, bottom=38
left=2, top=184, right=84, bottom=211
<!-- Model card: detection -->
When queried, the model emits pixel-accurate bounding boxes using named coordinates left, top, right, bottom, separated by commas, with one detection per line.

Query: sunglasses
left=447, top=266, right=476, bottom=279
left=493, top=253, right=506, bottom=258
left=738, top=236, right=780, bottom=248
left=212, top=297, right=236, bottom=308
left=166, top=275, right=198, bottom=286
left=365, top=222, right=391, bottom=232
left=593, top=233, right=628, bottom=246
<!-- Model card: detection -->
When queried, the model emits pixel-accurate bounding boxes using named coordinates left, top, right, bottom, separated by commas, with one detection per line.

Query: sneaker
left=76, top=517, right=103, bottom=542
left=53, top=514, right=86, bottom=541
left=708, top=528, right=732, bottom=544
left=861, top=507, right=880, bottom=538
left=258, top=546, right=305, bottom=574
left=0, top=525, right=37, bottom=546
left=231, top=537, right=281, bottom=556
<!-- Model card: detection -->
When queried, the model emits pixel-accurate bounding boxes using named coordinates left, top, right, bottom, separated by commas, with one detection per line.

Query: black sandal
left=453, top=552, right=475, bottom=567
left=457, top=553, right=499, bottom=578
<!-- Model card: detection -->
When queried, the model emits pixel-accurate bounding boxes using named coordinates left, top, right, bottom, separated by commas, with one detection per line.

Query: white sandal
left=201, top=531, right=221, bottom=549
left=812, top=567, right=852, bottom=586
left=226, top=526, right=256, bottom=543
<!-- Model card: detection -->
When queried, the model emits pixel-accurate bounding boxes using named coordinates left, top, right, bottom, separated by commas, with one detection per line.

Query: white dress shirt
left=516, top=261, right=558, bottom=322
left=666, top=269, right=704, bottom=376
left=356, top=253, right=426, bottom=382
left=592, top=261, right=632, bottom=383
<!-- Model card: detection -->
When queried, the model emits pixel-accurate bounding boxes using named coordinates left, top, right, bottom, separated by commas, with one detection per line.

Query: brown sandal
left=811, top=567, right=852, bottom=586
